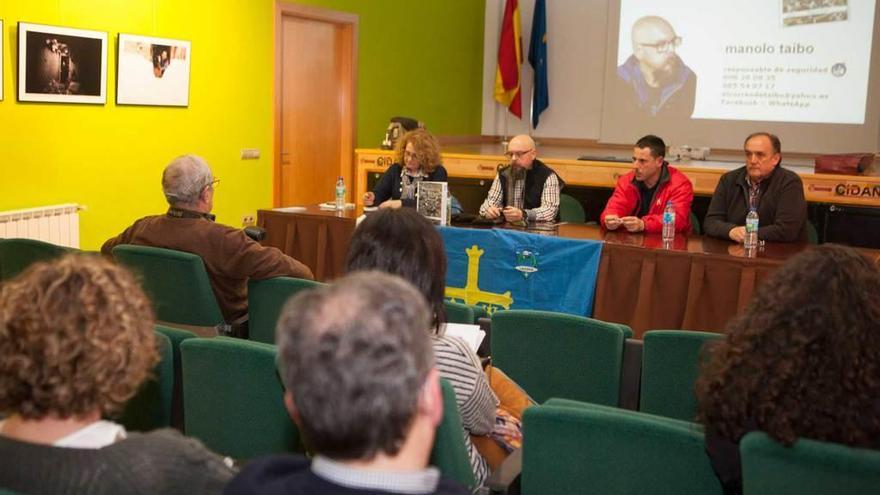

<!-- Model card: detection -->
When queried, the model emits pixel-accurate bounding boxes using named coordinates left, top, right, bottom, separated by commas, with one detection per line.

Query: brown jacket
left=101, top=212, right=313, bottom=321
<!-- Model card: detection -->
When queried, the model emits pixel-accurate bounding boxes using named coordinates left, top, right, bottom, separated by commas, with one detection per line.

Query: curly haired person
left=0, top=255, right=233, bottom=494
left=696, top=244, right=880, bottom=495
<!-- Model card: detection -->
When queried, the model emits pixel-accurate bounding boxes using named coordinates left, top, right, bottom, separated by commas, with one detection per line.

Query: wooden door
left=276, top=3, right=357, bottom=206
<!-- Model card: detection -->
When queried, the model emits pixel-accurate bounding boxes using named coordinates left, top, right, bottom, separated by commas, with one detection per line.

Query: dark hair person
left=0, top=255, right=233, bottom=494
left=695, top=244, right=880, bottom=495
left=345, top=208, right=498, bottom=485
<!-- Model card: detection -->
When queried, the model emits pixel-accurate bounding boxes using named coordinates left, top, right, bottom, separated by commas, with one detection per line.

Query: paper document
left=443, top=323, right=486, bottom=353
left=319, top=202, right=355, bottom=210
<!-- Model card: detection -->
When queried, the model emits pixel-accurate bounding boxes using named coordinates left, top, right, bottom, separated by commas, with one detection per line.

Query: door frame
left=274, top=1, right=359, bottom=206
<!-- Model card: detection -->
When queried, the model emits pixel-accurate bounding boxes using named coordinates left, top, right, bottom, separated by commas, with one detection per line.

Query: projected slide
left=616, top=0, right=876, bottom=124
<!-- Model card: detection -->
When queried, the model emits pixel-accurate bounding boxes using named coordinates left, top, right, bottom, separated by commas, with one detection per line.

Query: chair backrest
left=521, top=399, right=722, bottom=495
left=112, top=244, right=224, bottom=326
left=0, top=238, right=74, bottom=281
left=154, top=324, right=198, bottom=429
left=806, top=220, right=819, bottom=245
left=640, top=330, right=723, bottom=421
left=248, top=277, right=324, bottom=344
left=690, top=211, right=702, bottom=235
left=491, top=310, right=631, bottom=405
left=180, top=337, right=302, bottom=459
left=118, top=331, right=174, bottom=431
left=741, top=431, right=880, bottom=495
left=558, top=193, right=586, bottom=224
left=430, top=379, right=477, bottom=490
left=444, top=300, right=475, bottom=325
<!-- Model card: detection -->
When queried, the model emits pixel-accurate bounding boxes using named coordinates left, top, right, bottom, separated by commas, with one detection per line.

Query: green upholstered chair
left=639, top=330, right=723, bottom=421
left=180, top=337, right=302, bottom=460
left=491, top=310, right=632, bottom=406
left=472, top=304, right=489, bottom=322
left=558, top=193, right=586, bottom=224
left=248, top=277, right=324, bottom=344
left=430, top=379, right=477, bottom=490
left=806, top=221, right=819, bottom=245
left=519, top=399, right=722, bottom=495
left=690, top=211, right=702, bottom=235
left=112, top=245, right=225, bottom=327
left=154, top=324, right=197, bottom=429
left=741, top=431, right=880, bottom=495
left=118, top=331, right=174, bottom=431
left=0, top=238, right=75, bottom=281
left=444, top=300, right=476, bottom=325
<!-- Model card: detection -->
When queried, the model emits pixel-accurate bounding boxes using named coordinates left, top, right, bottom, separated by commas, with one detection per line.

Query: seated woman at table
left=695, top=244, right=880, bottom=495
left=346, top=208, right=530, bottom=486
left=0, top=255, right=234, bottom=494
left=363, top=128, right=448, bottom=209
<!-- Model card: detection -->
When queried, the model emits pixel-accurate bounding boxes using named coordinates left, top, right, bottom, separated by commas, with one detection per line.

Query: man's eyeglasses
left=505, top=149, right=534, bottom=160
left=205, top=178, right=220, bottom=190
left=639, top=36, right=681, bottom=54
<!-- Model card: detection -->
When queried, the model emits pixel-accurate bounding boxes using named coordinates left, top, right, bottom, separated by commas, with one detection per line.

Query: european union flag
left=440, top=227, right=602, bottom=317
left=528, top=0, right=548, bottom=128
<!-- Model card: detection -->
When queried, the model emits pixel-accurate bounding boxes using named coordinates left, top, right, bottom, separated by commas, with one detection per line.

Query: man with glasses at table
left=478, top=134, right=564, bottom=224
left=615, top=15, right=696, bottom=120
left=101, top=154, right=313, bottom=325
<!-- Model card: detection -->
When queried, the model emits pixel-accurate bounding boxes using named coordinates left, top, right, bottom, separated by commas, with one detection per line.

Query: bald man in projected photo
left=616, top=15, right=696, bottom=120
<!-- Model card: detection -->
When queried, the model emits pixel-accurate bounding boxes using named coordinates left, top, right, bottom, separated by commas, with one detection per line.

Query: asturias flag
left=494, top=0, right=522, bottom=119
left=529, top=0, right=548, bottom=128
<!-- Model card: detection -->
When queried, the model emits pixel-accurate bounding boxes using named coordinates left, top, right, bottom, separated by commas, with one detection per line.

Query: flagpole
left=502, top=110, right=509, bottom=147
left=498, top=0, right=509, bottom=148
left=528, top=82, right=534, bottom=141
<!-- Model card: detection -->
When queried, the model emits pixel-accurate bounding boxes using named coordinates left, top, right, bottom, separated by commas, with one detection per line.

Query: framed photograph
left=18, top=22, right=107, bottom=104
left=117, top=33, right=191, bottom=106
left=417, top=181, right=450, bottom=226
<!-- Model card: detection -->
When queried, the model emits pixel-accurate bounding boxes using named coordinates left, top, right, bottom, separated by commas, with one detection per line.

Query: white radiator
left=0, top=203, right=83, bottom=248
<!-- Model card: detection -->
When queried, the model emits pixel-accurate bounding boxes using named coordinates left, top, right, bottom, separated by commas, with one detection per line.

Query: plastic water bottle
left=334, top=176, right=345, bottom=210
left=661, top=201, right=675, bottom=242
left=744, top=208, right=759, bottom=249
left=445, top=191, right=452, bottom=226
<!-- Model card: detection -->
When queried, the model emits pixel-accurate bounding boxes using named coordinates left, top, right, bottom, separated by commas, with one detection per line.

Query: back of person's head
left=696, top=244, right=880, bottom=447
left=635, top=134, right=666, bottom=158
left=345, top=208, right=447, bottom=327
left=394, top=128, right=442, bottom=173
left=162, top=154, right=213, bottom=206
left=0, top=254, right=157, bottom=419
left=276, top=271, right=435, bottom=460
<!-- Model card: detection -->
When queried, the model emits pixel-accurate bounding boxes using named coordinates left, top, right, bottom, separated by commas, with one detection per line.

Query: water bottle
left=334, top=176, right=345, bottom=210
left=661, top=201, right=675, bottom=242
left=445, top=191, right=452, bottom=226
left=744, top=208, right=759, bottom=249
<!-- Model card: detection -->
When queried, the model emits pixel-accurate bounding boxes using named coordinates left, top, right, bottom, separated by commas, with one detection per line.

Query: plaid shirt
left=479, top=172, right=560, bottom=222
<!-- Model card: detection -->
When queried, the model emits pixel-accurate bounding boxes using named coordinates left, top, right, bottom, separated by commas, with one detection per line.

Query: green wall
left=0, top=0, right=484, bottom=250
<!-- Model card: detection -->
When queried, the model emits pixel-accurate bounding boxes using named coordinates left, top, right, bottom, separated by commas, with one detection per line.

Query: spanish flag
left=494, top=0, right=522, bottom=119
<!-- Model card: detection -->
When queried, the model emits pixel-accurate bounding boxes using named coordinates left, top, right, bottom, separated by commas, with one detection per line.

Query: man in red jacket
left=600, top=135, right=694, bottom=233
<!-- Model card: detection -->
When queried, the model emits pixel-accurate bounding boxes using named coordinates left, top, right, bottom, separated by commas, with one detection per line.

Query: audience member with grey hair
left=102, top=155, right=313, bottom=324
left=225, top=272, right=469, bottom=495
left=162, top=154, right=216, bottom=206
